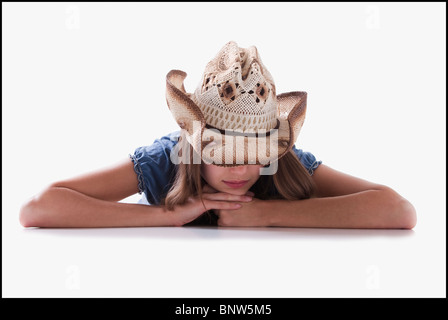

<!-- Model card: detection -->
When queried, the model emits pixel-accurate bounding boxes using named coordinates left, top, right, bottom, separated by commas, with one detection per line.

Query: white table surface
left=3, top=196, right=445, bottom=298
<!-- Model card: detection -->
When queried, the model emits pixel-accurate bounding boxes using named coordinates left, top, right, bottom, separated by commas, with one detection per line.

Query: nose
left=228, top=165, right=248, bottom=175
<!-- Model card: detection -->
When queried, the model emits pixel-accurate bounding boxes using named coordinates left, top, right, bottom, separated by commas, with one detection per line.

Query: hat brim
left=166, top=70, right=306, bottom=166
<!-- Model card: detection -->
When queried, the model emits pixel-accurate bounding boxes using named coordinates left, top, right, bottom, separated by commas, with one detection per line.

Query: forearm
left=20, top=187, right=178, bottom=228
left=267, top=188, right=416, bottom=229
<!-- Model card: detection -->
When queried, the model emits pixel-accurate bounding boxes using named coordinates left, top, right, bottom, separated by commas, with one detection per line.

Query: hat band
left=205, top=119, right=280, bottom=138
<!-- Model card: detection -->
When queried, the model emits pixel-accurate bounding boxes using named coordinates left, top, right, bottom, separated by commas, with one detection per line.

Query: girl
left=19, top=41, right=416, bottom=229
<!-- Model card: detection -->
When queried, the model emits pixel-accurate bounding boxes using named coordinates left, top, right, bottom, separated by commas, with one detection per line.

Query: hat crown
left=191, top=41, right=278, bottom=133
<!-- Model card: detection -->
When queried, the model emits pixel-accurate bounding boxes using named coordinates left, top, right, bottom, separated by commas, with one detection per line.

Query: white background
left=3, top=2, right=446, bottom=297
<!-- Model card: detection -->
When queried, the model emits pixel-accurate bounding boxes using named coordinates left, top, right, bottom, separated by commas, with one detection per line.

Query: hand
left=215, top=198, right=271, bottom=227
left=172, top=185, right=254, bottom=226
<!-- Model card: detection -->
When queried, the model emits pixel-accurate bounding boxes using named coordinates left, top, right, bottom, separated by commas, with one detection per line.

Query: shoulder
left=129, top=131, right=180, bottom=203
left=130, top=131, right=181, bottom=170
left=291, top=145, right=322, bottom=176
left=134, top=131, right=180, bottom=157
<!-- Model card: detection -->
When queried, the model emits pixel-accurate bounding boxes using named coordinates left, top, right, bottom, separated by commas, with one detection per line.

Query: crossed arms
left=19, top=159, right=416, bottom=229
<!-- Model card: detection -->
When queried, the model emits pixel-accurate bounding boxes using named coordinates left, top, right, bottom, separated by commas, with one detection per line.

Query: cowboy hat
left=165, top=41, right=307, bottom=166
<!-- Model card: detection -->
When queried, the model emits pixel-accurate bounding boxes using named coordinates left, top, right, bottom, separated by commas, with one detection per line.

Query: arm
left=217, top=164, right=417, bottom=229
left=19, top=159, right=250, bottom=228
left=20, top=186, right=178, bottom=228
left=19, top=158, right=171, bottom=227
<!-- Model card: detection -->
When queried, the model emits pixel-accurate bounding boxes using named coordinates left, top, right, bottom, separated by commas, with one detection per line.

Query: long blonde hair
left=163, top=132, right=316, bottom=213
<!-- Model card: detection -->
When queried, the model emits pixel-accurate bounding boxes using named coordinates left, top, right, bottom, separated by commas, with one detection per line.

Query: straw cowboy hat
left=165, top=41, right=307, bottom=166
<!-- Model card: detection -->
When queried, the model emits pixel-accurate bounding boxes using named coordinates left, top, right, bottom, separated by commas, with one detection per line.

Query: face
left=201, top=163, right=263, bottom=195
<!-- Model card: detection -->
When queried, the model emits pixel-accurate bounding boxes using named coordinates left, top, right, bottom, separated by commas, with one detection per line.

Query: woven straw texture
left=165, top=41, right=307, bottom=166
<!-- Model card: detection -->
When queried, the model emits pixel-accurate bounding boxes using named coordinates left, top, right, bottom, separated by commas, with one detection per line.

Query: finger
left=202, top=192, right=252, bottom=202
left=245, top=191, right=255, bottom=197
left=203, top=200, right=242, bottom=211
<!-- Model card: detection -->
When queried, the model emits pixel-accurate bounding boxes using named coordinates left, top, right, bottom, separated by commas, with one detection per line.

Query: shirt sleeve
left=129, top=132, right=180, bottom=205
left=291, top=145, right=322, bottom=176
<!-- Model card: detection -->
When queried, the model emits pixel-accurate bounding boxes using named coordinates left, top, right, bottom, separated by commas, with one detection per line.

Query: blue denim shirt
left=129, top=131, right=322, bottom=205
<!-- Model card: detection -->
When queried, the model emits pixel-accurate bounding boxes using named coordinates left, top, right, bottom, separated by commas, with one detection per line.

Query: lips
left=222, top=180, right=249, bottom=189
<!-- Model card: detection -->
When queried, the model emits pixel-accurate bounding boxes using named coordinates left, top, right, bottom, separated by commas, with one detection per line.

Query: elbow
left=19, top=186, right=56, bottom=228
left=396, top=198, right=417, bottom=230
left=19, top=196, right=42, bottom=228
left=380, top=187, right=417, bottom=230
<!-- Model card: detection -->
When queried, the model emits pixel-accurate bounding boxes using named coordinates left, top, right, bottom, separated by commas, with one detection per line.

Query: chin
left=224, top=189, right=248, bottom=196
left=219, top=185, right=253, bottom=195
